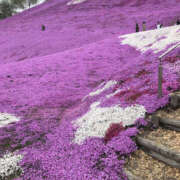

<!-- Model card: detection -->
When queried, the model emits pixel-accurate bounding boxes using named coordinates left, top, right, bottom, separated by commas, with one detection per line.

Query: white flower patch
left=0, top=152, right=23, bottom=179
left=72, top=101, right=146, bottom=144
left=67, top=0, right=88, bottom=6
left=106, top=89, right=123, bottom=99
left=82, top=80, right=116, bottom=102
left=0, top=113, right=20, bottom=128
left=89, top=80, right=117, bottom=96
left=119, top=25, right=180, bottom=53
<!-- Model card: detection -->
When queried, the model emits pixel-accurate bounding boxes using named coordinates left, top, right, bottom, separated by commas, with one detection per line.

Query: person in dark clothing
left=41, top=25, right=45, bottom=31
left=136, top=23, right=139, bottom=32
left=176, top=19, right=180, bottom=25
left=41, top=24, right=45, bottom=31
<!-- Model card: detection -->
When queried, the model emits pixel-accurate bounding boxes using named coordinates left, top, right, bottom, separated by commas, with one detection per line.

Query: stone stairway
left=125, top=91, right=180, bottom=180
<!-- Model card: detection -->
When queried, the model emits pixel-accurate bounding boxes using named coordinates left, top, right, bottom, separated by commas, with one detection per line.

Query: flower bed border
left=170, top=92, right=180, bottom=109
left=161, top=124, right=180, bottom=132
left=135, top=136, right=180, bottom=168
left=124, top=169, right=143, bottom=180
left=151, top=115, right=180, bottom=130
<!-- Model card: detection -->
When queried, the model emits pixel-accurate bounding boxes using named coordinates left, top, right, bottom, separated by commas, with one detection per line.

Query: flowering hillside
left=0, top=0, right=179, bottom=64
left=0, top=0, right=179, bottom=179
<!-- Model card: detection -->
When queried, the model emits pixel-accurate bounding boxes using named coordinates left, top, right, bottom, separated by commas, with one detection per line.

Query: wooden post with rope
left=158, top=43, right=180, bottom=98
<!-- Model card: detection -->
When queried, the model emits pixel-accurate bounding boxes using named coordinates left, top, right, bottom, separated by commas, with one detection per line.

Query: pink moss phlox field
left=0, top=0, right=179, bottom=179
left=0, top=41, right=179, bottom=179
left=0, top=0, right=179, bottom=64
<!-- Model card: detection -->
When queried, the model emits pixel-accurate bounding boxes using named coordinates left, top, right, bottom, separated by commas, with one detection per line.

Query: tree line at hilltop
left=0, top=0, right=44, bottom=19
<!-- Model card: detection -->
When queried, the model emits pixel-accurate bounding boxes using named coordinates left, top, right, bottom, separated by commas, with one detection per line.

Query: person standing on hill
left=176, top=19, right=180, bottom=25
left=41, top=25, right=45, bottom=31
left=26, top=0, right=31, bottom=8
left=142, top=21, right=146, bottom=31
left=157, top=21, right=163, bottom=29
left=156, top=21, right=161, bottom=29
left=136, top=23, right=139, bottom=32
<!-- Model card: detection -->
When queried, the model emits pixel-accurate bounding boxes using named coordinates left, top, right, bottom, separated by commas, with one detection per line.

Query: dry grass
left=156, top=108, right=180, bottom=120
left=141, top=127, right=180, bottom=152
left=125, top=149, right=180, bottom=180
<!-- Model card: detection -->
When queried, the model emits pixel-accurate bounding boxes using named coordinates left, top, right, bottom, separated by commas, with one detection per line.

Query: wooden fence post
left=158, top=58, right=163, bottom=98
left=157, top=43, right=180, bottom=98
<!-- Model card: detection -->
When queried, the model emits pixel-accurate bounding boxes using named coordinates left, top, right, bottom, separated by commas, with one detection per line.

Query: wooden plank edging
left=161, top=124, right=180, bottom=132
left=170, top=92, right=180, bottom=108
left=159, top=117, right=180, bottom=128
left=136, top=136, right=180, bottom=163
left=151, top=115, right=180, bottom=128
left=124, top=169, right=143, bottom=180
left=145, top=150, right=180, bottom=168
